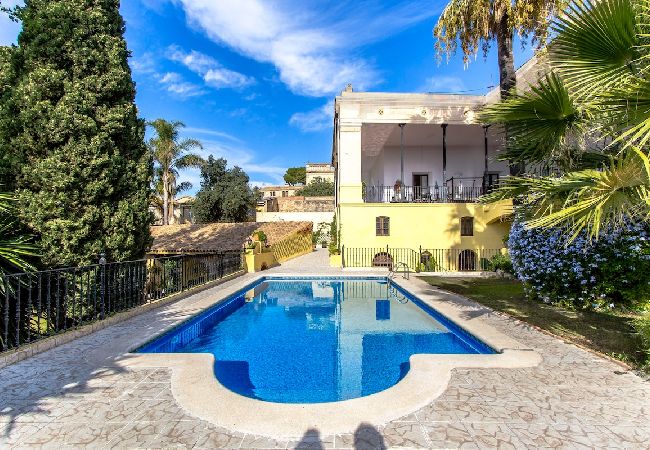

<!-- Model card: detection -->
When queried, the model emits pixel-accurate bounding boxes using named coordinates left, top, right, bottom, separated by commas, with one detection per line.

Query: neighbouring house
left=305, top=163, right=335, bottom=184
left=258, top=162, right=335, bottom=201
left=256, top=196, right=335, bottom=233
left=150, top=195, right=195, bottom=226
left=259, top=185, right=300, bottom=199
left=332, top=58, right=546, bottom=268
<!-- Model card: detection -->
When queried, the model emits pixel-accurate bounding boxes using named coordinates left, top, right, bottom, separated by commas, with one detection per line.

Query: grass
left=419, top=276, right=647, bottom=371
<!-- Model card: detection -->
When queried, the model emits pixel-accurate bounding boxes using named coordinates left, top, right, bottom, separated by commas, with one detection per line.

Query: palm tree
left=434, top=0, right=567, bottom=99
left=147, top=119, right=204, bottom=225
left=434, top=0, right=567, bottom=175
left=480, top=0, right=650, bottom=240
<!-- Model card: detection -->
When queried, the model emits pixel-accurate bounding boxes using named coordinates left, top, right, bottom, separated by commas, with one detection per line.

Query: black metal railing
left=363, top=185, right=453, bottom=203
left=342, top=246, right=421, bottom=270
left=342, top=246, right=505, bottom=272
left=418, top=248, right=504, bottom=272
left=362, top=175, right=501, bottom=204
left=0, top=251, right=243, bottom=353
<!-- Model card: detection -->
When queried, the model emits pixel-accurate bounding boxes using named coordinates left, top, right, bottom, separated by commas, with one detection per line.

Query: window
left=282, top=191, right=288, bottom=197
left=460, top=217, right=474, bottom=236
left=376, top=216, right=390, bottom=236
left=270, top=191, right=276, bottom=197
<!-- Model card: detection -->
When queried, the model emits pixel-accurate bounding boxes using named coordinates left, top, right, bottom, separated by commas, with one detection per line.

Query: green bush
left=487, top=253, right=513, bottom=273
left=634, top=312, right=650, bottom=370
left=418, top=260, right=439, bottom=272
left=328, top=215, right=340, bottom=255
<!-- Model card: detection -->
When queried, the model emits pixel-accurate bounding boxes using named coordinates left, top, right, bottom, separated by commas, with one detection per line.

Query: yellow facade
left=338, top=200, right=511, bottom=250
left=332, top=91, right=516, bottom=258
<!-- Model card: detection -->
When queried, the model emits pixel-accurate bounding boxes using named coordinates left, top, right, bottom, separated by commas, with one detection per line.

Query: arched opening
left=372, top=252, right=393, bottom=268
left=458, top=250, right=476, bottom=271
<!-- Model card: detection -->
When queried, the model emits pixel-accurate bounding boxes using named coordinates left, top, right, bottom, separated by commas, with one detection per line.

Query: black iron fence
left=419, top=248, right=504, bottom=272
left=362, top=175, right=500, bottom=204
left=363, top=184, right=485, bottom=203
left=342, top=246, right=505, bottom=272
left=342, top=247, right=421, bottom=270
left=0, top=251, right=243, bottom=353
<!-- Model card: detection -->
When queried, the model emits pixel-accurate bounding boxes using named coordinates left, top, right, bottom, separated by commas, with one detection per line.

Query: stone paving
left=0, top=248, right=649, bottom=449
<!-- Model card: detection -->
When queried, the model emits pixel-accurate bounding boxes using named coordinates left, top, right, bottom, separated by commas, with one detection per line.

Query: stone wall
left=274, top=196, right=334, bottom=213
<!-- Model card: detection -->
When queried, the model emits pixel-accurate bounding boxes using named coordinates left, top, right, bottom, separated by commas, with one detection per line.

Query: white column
left=338, top=123, right=363, bottom=204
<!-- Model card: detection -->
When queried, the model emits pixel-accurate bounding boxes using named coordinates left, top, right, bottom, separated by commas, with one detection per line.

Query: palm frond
left=177, top=138, right=203, bottom=152
left=175, top=153, right=205, bottom=169
left=176, top=181, right=192, bottom=193
left=609, top=77, right=650, bottom=148
left=479, top=73, right=586, bottom=168
left=0, top=193, right=38, bottom=276
left=484, top=148, right=650, bottom=240
left=550, top=0, right=639, bottom=96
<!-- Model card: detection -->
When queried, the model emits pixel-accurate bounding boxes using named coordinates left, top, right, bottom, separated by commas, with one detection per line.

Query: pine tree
left=4, top=0, right=152, bottom=267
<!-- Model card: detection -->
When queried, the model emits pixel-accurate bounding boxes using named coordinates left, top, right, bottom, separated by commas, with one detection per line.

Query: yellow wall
left=338, top=200, right=511, bottom=250
left=244, top=251, right=278, bottom=273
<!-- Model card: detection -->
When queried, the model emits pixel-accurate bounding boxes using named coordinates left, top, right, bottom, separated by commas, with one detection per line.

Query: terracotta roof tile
left=149, top=221, right=312, bottom=254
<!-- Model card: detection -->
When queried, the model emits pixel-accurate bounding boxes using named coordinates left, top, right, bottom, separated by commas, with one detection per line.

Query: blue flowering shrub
left=508, top=219, right=650, bottom=310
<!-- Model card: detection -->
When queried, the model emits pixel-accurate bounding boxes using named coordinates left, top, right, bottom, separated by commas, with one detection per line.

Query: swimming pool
left=137, top=277, right=494, bottom=403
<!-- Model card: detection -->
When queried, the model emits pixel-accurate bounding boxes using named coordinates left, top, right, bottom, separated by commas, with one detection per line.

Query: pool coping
left=121, top=273, right=541, bottom=438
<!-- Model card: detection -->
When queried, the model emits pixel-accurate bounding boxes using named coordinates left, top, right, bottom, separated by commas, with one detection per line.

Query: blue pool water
left=138, top=277, right=494, bottom=403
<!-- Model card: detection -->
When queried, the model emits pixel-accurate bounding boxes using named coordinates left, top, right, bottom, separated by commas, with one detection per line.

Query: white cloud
left=155, top=71, right=205, bottom=97
left=183, top=127, right=242, bottom=142
left=159, top=72, right=182, bottom=83
left=130, top=52, right=157, bottom=74
left=164, top=81, right=205, bottom=96
left=204, top=68, right=254, bottom=89
left=420, top=76, right=467, bottom=93
left=249, top=180, right=276, bottom=189
left=289, top=100, right=334, bottom=132
left=177, top=134, right=287, bottom=194
left=167, top=45, right=255, bottom=89
left=171, top=0, right=437, bottom=97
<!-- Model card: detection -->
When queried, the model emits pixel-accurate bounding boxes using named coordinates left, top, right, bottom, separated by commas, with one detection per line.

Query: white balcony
left=359, top=123, right=507, bottom=204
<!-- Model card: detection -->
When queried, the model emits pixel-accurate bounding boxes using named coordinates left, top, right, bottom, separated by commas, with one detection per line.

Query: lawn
left=419, top=276, right=646, bottom=371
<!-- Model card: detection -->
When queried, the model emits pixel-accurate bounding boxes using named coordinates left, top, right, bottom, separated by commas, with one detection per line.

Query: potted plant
left=252, top=230, right=267, bottom=243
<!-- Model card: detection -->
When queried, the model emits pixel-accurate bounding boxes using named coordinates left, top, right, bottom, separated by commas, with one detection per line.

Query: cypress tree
left=5, top=0, right=152, bottom=267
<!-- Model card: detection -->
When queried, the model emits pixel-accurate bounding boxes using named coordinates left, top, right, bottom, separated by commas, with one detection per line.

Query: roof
left=175, top=196, right=194, bottom=204
left=149, top=221, right=312, bottom=254
left=259, top=185, right=299, bottom=191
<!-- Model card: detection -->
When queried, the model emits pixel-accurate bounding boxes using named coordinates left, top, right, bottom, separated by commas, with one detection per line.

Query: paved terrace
left=1, top=249, right=648, bottom=449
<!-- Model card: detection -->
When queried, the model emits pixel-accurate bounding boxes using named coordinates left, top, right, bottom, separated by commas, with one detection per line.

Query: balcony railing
left=362, top=176, right=499, bottom=204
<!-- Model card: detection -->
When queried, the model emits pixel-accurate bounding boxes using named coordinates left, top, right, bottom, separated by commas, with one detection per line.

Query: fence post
left=99, top=253, right=106, bottom=320
left=341, top=245, right=345, bottom=268
left=2, top=278, right=8, bottom=351
left=180, top=254, right=185, bottom=292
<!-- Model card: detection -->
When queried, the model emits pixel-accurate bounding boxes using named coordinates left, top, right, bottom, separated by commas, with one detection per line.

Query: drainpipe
left=399, top=124, right=405, bottom=199
left=441, top=123, right=448, bottom=184
left=483, top=124, right=490, bottom=193
left=483, top=124, right=490, bottom=173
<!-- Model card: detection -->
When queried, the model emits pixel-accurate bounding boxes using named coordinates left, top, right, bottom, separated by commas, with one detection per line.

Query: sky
left=0, top=0, right=534, bottom=194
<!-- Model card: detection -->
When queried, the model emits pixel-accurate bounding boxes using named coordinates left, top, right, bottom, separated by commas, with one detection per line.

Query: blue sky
left=0, top=0, right=533, bottom=194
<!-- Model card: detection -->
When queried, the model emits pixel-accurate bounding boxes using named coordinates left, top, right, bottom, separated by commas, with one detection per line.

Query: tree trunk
left=495, top=13, right=524, bottom=176
left=162, top=172, right=169, bottom=226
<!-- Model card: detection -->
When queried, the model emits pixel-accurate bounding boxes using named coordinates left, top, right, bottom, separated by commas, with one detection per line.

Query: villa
left=332, top=58, right=545, bottom=269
